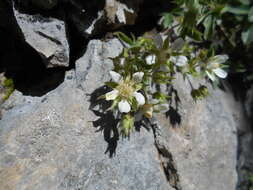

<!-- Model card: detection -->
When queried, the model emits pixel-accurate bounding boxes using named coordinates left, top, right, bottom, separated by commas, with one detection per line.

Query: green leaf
left=163, top=36, right=170, bottom=50
left=163, top=13, right=174, bottom=28
left=223, top=5, right=250, bottom=15
left=130, top=97, right=138, bottom=112
left=105, top=82, right=118, bottom=88
left=115, top=32, right=134, bottom=45
left=134, top=83, right=143, bottom=91
left=241, top=24, right=253, bottom=44
left=238, top=0, right=250, bottom=5
left=248, top=6, right=253, bottom=22
left=153, top=92, right=170, bottom=102
left=203, top=15, right=215, bottom=40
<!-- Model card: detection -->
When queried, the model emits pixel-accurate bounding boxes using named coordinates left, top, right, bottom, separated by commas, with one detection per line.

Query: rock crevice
left=151, top=120, right=182, bottom=190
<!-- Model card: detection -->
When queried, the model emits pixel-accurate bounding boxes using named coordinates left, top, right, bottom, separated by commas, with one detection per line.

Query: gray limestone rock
left=13, top=6, right=69, bottom=68
left=0, top=39, right=242, bottom=190
left=0, top=39, right=170, bottom=190
left=153, top=76, right=240, bottom=190
left=237, top=85, right=253, bottom=190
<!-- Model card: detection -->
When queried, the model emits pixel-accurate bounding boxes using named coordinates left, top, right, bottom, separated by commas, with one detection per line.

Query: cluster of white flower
left=205, top=55, right=228, bottom=81
left=101, top=33, right=229, bottom=136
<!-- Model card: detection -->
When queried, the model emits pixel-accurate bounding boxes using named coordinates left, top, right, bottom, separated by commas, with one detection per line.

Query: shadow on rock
left=0, top=0, right=65, bottom=96
left=166, top=86, right=182, bottom=127
left=89, top=85, right=120, bottom=158
left=88, top=86, right=151, bottom=157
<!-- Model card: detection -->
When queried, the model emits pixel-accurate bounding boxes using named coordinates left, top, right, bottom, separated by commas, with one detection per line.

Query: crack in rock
left=150, top=119, right=182, bottom=190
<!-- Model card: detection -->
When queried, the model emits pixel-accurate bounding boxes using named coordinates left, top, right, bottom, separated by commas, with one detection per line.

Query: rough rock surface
left=0, top=39, right=241, bottom=190
left=237, top=86, right=253, bottom=190
left=153, top=76, right=240, bottom=190
left=13, top=5, right=69, bottom=68
left=0, top=39, right=169, bottom=190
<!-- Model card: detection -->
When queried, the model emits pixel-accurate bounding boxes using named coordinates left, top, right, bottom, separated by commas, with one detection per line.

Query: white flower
left=206, top=71, right=216, bottom=82
left=134, top=92, right=145, bottom=106
left=170, top=55, right=188, bottom=66
left=119, top=58, right=125, bottom=66
left=118, top=100, right=131, bottom=113
left=133, top=72, right=144, bottom=83
left=211, top=55, right=229, bottom=65
left=145, top=54, right=156, bottom=65
left=109, top=71, right=122, bottom=82
left=105, top=71, right=146, bottom=113
left=206, top=55, right=228, bottom=81
left=213, top=68, right=227, bottom=78
left=135, top=100, right=169, bottom=121
left=105, top=89, right=119, bottom=101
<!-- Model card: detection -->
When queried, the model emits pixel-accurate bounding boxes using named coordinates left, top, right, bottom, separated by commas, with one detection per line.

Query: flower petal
left=212, top=55, right=229, bottom=65
left=206, top=71, right=216, bottom=81
left=133, top=72, right=144, bottom=83
left=105, top=90, right=119, bottom=101
left=119, top=58, right=125, bottom=66
left=170, top=55, right=188, bottom=66
left=213, top=68, right=228, bottom=79
left=145, top=54, right=156, bottom=65
left=134, top=92, right=145, bottom=106
left=109, top=71, right=122, bottom=83
left=118, top=100, right=131, bottom=113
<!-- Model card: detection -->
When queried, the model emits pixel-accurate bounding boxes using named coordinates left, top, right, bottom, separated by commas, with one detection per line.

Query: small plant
left=162, top=0, right=253, bottom=83
left=100, top=32, right=228, bottom=137
left=2, top=78, right=14, bottom=101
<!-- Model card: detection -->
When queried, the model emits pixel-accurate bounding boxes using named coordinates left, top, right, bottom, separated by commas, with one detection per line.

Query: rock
left=0, top=39, right=169, bottom=190
left=104, top=0, right=142, bottom=28
left=12, top=0, right=167, bottom=38
left=152, top=77, right=240, bottom=190
left=237, top=85, right=253, bottom=190
left=0, top=38, right=242, bottom=190
left=13, top=5, right=69, bottom=68
left=245, top=86, right=253, bottom=119
left=75, top=38, right=123, bottom=90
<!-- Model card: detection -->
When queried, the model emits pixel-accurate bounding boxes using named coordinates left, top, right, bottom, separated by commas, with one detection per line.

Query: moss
left=2, top=78, right=14, bottom=101
left=3, top=78, right=14, bottom=88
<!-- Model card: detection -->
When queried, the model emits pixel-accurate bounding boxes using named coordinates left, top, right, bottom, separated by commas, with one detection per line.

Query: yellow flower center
left=116, top=79, right=135, bottom=99
left=211, top=63, right=219, bottom=69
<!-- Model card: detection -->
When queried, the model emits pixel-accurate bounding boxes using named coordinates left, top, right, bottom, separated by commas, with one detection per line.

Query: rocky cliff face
left=0, top=0, right=252, bottom=190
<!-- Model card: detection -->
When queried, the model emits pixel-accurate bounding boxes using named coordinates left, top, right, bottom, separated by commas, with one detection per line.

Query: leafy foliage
left=162, top=0, right=253, bottom=83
